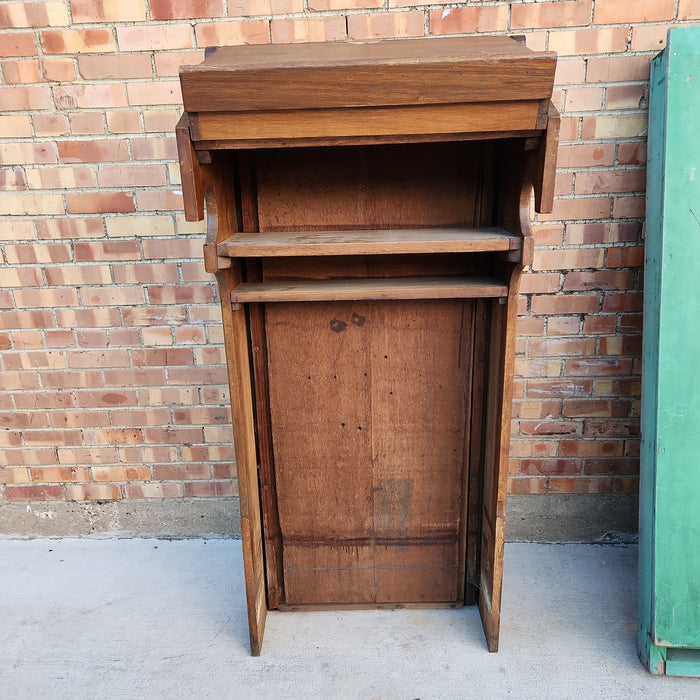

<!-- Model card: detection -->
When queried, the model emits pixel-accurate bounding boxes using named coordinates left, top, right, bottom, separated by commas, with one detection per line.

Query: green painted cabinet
left=639, top=26, right=700, bottom=677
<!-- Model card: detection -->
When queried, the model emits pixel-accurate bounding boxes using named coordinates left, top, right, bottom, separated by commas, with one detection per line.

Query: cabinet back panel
left=255, top=142, right=482, bottom=232
left=265, top=299, right=472, bottom=604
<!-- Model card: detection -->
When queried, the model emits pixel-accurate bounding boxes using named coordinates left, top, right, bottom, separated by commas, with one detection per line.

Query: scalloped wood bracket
left=175, top=113, right=205, bottom=222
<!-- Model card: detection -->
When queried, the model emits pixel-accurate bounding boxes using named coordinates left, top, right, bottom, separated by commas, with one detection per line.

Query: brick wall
left=1, top=1, right=698, bottom=533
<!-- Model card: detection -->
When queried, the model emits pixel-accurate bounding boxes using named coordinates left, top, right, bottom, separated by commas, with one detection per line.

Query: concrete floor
left=0, top=539, right=697, bottom=699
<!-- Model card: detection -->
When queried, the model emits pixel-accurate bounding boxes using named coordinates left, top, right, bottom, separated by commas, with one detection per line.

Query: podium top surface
left=179, top=36, right=556, bottom=113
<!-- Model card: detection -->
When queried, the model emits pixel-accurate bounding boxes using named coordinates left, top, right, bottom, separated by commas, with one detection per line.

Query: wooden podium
left=176, top=36, right=558, bottom=655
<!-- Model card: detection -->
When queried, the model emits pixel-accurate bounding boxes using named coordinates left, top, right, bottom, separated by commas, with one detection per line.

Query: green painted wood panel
left=639, top=25, right=700, bottom=676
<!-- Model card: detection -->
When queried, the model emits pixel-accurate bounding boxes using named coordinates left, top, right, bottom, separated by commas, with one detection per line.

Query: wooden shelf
left=230, top=276, right=508, bottom=304
left=218, top=227, right=521, bottom=258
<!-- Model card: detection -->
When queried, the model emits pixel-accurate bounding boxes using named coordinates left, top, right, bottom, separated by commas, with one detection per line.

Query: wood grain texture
left=230, top=277, right=508, bottom=303
left=265, top=300, right=471, bottom=605
left=180, top=36, right=555, bottom=113
left=188, top=102, right=542, bottom=144
left=217, top=227, right=521, bottom=258
left=255, top=142, right=480, bottom=232
left=175, top=113, right=205, bottom=222
left=205, top=180, right=267, bottom=656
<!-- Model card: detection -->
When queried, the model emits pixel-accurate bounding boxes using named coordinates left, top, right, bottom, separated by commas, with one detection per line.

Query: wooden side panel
left=207, top=173, right=267, bottom=656
left=477, top=269, right=521, bottom=652
left=265, top=299, right=471, bottom=605
left=175, top=114, right=205, bottom=222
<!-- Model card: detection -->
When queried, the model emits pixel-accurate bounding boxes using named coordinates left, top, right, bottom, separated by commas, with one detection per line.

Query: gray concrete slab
left=0, top=539, right=696, bottom=699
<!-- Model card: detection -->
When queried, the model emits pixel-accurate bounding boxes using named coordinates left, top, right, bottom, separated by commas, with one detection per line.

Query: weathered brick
left=0, top=31, right=37, bottom=56
left=153, top=464, right=211, bottom=480
left=42, top=57, right=76, bottom=81
left=230, top=0, right=302, bottom=13
left=66, top=192, right=135, bottom=214
left=679, top=0, right=700, bottom=20
left=58, top=138, right=129, bottom=163
left=563, top=270, right=635, bottom=292
left=348, top=11, right=424, bottom=40
left=512, top=1, right=591, bottom=29
left=507, top=477, right=547, bottom=494
left=548, top=28, right=628, bottom=56
left=93, top=466, right=151, bottom=482
left=549, top=477, right=611, bottom=494
left=70, top=0, right=147, bottom=22
left=594, top=0, right=674, bottom=23
left=78, top=54, right=153, bottom=80
left=106, top=109, right=142, bottom=134
left=116, top=24, right=193, bottom=51
left=429, top=5, right=508, bottom=34
left=124, top=483, right=184, bottom=498
left=126, top=80, right=182, bottom=106
left=57, top=447, right=118, bottom=465
left=26, top=165, right=95, bottom=189
left=194, top=20, right=270, bottom=47
left=151, top=0, right=224, bottom=20
left=2, top=58, right=41, bottom=83
left=32, top=113, right=69, bottom=136
left=66, top=484, right=123, bottom=501
left=31, top=467, right=90, bottom=482
left=271, top=16, right=346, bottom=43
left=5, top=485, right=63, bottom=501
left=519, top=459, right=581, bottom=476
left=40, top=28, right=114, bottom=54
left=185, top=481, right=237, bottom=497
left=97, top=164, right=167, bottom=188
left=142, top=108, right=180, bottom=132
left=36, top=217, right=104, bottom=240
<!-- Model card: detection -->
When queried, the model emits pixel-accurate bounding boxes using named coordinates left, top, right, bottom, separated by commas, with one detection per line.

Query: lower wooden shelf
left=230, top=276, right=508, bottom=304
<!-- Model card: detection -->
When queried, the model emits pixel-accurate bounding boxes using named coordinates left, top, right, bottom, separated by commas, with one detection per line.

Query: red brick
left=564, top=358, right=633, bottom=377
left=79, top=286, right=146, bottom=306
left=594, top=0, right=674, bottom=23
left=121, top=307, right=188, bottom=327
left=135, top=189, right=183, bottom=212
left=78, top=54, right=153, bottom=80
left=532, top=248, right=604, bottom=271
left=566, top=222, right=639, bottom=245
left=574, top=169, right=646, bottom=195
left=606, top=246, right=644, bottom=268
left=512, top=0, right=591, bottom=29
left=32, top=113, right=69, bottom=136
left=182, top=445, right=235, bottom=462
left=557, top=144, right=615, bottom=169
left=230, top=0, right=302, bottom=12
left=42, top=57, right=76, bottom=81
left=152, top=464, right=211, bottom=480
left=97, top=164, right=167, bottom=188
left=74, top=390, right=137, bottom=408
left=0, top=31, right=38, bottom=56
left=24, top=429, right=82, bottom=446
left=85, top=428, right=144, bottom=445
left=116, top=24, right=193, bottom=51
left=103, top=368, right=167, bottom=386
left=527, top=380, right=593, bottom=398
left=124, top=483, right=184, bottom=498
left=66, top=349, right=130, bottom=369
left=113, top=263, right=180, bottom=285
left=130, top=136, right=178, bottom=160
left=548, top=28, right=628, bottom=56
left=583, top=458, right=639, bottom=476
left=598, top=335, right=642, bottom=357
left=40, top=28, right=114, bottom=54
left=348, top=11, right=424, bottom=40
left=586, top=56, right=651, bottom=83
left=559, top=440, right=623, bottom=457
left=582, top=114, right=648, bottom=141
left=185, top=481, right=237, bottom=497
left=563, top=400, right=631, bottom=418
left=549, top=477, right=611, bottom=494
left=151, top=0, right=224, bottom=20
left=4, top=243, right=72, bottom=264
left=57, top=447, right=118, bottom=465
left=612, top=196, right=645, bottom=219
left=528, top=337, right=595, bottom=357
left=36, top=217, right=104, bottom=240
left=601, top=292, right=643, bottom=313
left=70, top=0, right=147, bottom=22
left=519, top=459, right=580, bottom=476
left=429, top=6, right=508, bottom=35
left=148, top=284, right=214, bottom=305
left=612, top=477, right=639, bottom=494
left=2, top=58, right=41, bottom=83
left=107, top=110, right=142, bottom=134
left=679, top=0, right=700, bottom=20
left=583, top=420, right=638, bottom=439
left=120, top=446, right=178, bottom=464
left=31, top=467, right=90, bottom=482
left=0, top=85, right=52, bottom=110
left=194, top=20, right=270, bottom=47
left=530, top=294, right=599, bottom=315
left=271, top=16, right=346, bottom=43
left=212, top=463, right=236, bottom=479
left=583, top=315, right=617, bottom=335
left=126, top=80, right=182, bottom=106
left=132, top=348, right=194, bottom=366
left=26, top=165, right=95, bottom=189
left=14, top=288, right=79, bottom=308
left=154, top=51, right=205, bottom=77
left=55, top=308, right=122, bottom=328
left=5, top=485, right=63, bottom=501
left=93, top=466, right=151, bottom=482
left=0, top=467, right=30, bottom=484
left=507, top=477, right=547, bottom=495
left=66, top=484, right=123, bottom=501
left=58, top=139, right=129, bottom=163
left=66, top=192, right=135, bottom=214
left=50, top=410, right=110, bottom=429
left=617, top=142, right=646, bottom=166
left=537, top=197, right=611, bottom=222
left=519, top=421, right=580, bottom=437
left=142, top=108, right=180, bottom=133
left=563, top=270, right=634, bottom=292
left=0, top=115, right=32, bottom=137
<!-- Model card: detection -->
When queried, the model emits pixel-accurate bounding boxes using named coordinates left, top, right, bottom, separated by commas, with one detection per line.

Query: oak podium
left=176, top=36, right=558, bottom=655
